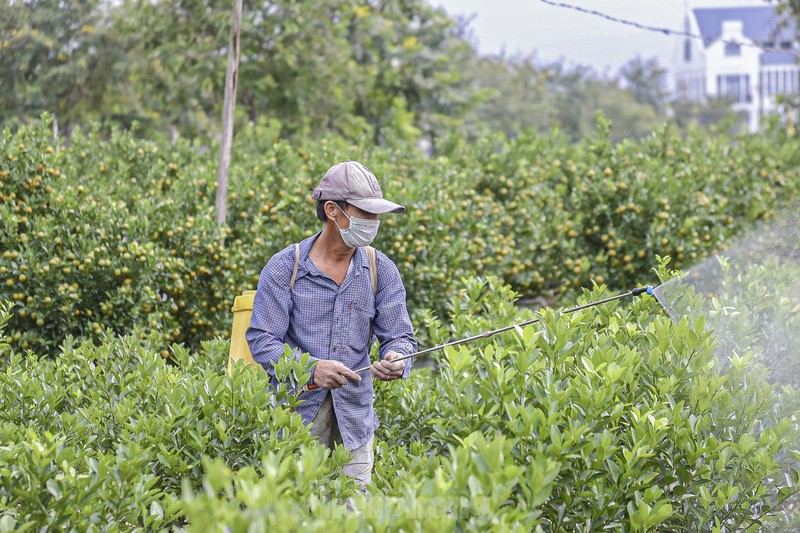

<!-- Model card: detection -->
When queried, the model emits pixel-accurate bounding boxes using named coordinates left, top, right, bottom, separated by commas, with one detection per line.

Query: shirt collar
left=296, top=231, right=369, bottom=280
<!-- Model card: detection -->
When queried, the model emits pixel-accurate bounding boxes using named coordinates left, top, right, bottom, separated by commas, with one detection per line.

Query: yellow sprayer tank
left=228, top=290, right=258, bottom=374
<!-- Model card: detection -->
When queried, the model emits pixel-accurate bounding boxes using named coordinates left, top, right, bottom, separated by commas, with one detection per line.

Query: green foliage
left=619, top=57, right=669, bottom=113
left=2, top=116, right=800, bottom=355
left=0, top=0, right=479, bottom=143
left=1, top=278, right=796, bottom=530
left=0, top=330, right=340, bottom=530
left=0, top=300, right=12, bottom=356
left=654, top=247, right=800, bottom=388
left=372, top=277, right=799, bottom=531
left=0, top=0, right=742, bottom=144
left=452, top=54, right=668, bottom=142
left=1, top=4, right=798, bottom=527
left=0, top=0, right=114, bottom=129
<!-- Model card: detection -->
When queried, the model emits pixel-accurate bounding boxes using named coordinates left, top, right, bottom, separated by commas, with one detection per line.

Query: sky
left=435, top=0, right=770, bottom=82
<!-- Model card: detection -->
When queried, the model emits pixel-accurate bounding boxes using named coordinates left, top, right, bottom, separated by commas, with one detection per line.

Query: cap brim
left=348, top=197, right=406, bottom=214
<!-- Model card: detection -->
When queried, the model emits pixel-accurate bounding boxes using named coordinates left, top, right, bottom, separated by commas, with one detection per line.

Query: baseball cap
left=311, top=160, right=406, bottom=214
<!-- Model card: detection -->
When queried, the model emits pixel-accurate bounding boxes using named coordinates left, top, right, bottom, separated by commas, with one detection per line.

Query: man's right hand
left=312, top=360, right=362, bottom=390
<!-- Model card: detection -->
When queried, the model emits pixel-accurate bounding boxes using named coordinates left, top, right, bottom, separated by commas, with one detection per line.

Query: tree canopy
left=0, top=0, right=738, bottom=143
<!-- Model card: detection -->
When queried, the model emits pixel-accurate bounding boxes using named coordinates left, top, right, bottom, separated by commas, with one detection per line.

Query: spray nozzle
left=632, top=286, right=654, bottom=297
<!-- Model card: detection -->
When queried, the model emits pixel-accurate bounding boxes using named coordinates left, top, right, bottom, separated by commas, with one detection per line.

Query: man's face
left=328, top=202, right=378, bottom=228
left=344, top=204, right=378, bottom=221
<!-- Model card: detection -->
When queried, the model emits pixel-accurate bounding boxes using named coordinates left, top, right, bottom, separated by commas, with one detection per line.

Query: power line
left=538, top=0, right=800, bottom=59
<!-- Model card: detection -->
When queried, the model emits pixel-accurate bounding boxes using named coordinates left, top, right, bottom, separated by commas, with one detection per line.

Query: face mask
left=332, top=204, right=380, bottom=248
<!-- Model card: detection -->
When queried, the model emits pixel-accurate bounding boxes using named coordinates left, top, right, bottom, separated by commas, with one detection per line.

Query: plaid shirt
left=246, top=232, right=416, bottom=450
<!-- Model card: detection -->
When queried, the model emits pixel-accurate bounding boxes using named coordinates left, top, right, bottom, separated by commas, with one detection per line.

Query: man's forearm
left=247, top=331, right=318, bottom=379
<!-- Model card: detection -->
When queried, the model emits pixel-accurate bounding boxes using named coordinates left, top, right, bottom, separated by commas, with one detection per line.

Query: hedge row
left=1, top=115, right=799, bottom=354
left=1, top=270, right=798, bottom=530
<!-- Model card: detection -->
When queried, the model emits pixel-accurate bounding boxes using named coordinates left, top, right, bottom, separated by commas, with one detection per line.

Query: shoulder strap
left=289, top=244, right=371, bottom=291
left=365, top=245, right=378, bottom=294
left=365, top=246, right=378, bottom=345
left=289, top=243, right=300, bottom=290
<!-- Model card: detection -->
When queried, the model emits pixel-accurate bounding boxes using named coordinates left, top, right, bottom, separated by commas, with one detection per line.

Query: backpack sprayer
left=298, top=285, right=655, bottom=393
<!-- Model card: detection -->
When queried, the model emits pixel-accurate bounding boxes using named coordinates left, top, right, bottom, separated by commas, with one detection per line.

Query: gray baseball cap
left=311, top=160, right=406, bottom=214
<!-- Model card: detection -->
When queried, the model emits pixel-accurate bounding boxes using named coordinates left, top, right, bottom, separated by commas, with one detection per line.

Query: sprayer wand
left=352, top=285, right=654, bottom=373
left=300, top=286, right=654, bottom=392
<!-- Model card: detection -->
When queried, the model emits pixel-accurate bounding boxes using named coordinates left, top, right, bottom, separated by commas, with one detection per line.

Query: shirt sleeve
left=245, top=249, right=319, bottom=380
left=373, top=252, right=417, bottom=378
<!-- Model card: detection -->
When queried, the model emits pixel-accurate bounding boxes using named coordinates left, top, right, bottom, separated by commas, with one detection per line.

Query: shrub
left=1, top=274, right=798, bottom=530
left=370, top=276, right=800, bottom=531
left=0, top=327, right=348, bottom=530
left=2, top=114, right=800, bottom=360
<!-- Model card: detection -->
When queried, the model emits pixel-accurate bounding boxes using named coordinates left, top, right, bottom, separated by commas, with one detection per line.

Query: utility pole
left=216, top=0, right=243, bottom=231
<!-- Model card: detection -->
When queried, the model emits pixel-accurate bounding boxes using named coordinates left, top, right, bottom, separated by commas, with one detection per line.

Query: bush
left=372, top=276, right=799, bottom=530
left=3, top=268, right=797, bottom=530
left=2, top=114, right=800, bottom=359
left=0, top=321, right=350, bottom=530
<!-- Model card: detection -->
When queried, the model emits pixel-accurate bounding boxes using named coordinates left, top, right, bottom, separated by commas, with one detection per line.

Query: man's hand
left=313, top=360, right=361, bottom=390
left=371, top=351, right=405, bottom=381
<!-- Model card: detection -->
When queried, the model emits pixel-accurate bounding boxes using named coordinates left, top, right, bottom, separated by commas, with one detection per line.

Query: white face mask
left=332, top=204, right=380, bottom=248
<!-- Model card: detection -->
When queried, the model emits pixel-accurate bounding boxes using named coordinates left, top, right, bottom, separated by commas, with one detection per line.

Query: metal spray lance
left=299, top=286, right=655, bottom=393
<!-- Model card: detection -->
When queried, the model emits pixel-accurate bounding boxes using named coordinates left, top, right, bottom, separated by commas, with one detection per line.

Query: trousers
left=309, top=393, right=374, bottom=488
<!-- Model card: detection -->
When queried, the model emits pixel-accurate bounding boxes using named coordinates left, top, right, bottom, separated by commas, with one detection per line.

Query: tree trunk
left=216, top=0, right=244, bottom=230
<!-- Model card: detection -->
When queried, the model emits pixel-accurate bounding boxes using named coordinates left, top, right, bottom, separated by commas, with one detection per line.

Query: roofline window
left=725, top=42, right=742, bottom=56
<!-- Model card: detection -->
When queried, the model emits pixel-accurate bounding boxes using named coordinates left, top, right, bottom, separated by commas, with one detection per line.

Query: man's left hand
left=371, top=351, right=405, bottom=381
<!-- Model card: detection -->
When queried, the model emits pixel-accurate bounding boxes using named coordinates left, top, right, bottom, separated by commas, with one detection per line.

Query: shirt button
left=333, top=346, right=338, bottom=353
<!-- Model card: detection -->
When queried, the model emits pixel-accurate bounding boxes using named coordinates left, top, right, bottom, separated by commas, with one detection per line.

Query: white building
left=673, top=6, right=799, bottom=131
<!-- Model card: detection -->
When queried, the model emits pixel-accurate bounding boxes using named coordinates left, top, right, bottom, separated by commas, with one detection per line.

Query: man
left=246, top=159, right=417, bottom=489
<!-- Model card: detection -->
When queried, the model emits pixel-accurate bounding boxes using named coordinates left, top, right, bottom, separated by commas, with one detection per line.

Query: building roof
left=693, top=6, right=795, bottom=46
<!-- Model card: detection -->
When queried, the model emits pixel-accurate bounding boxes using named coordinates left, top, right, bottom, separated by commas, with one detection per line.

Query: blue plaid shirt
left=246, top=232, right=416, bottom=450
